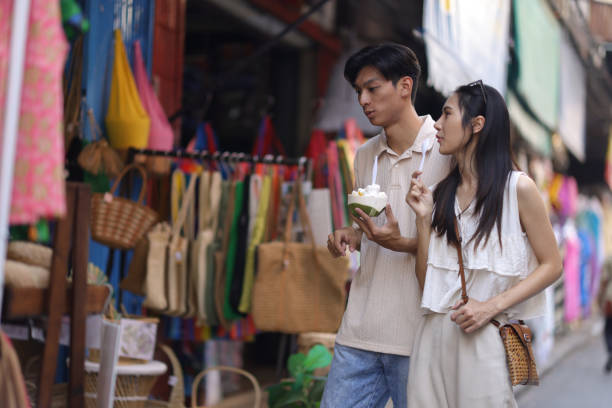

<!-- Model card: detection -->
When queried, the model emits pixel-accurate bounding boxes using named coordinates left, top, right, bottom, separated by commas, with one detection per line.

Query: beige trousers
left=407, top=312, right=517, bottom=408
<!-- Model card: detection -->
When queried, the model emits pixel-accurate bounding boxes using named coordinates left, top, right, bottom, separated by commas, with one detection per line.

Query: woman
left=405, top=81, right=562, bottom=407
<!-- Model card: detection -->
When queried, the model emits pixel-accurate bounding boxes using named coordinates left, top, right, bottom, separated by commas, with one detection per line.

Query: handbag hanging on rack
left=453, top=218, right=539, bottom=386
left=166, top=172, right=198, bottom=316
left=90, top=164, right=158, bottom=250
left=252, top=178, right=350, bottom=334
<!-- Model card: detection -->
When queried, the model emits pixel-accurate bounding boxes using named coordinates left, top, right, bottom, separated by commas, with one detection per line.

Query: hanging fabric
left=238, top=175, right=272, bottom=313
left=327, top=140, right=347, bottom=229
left=105, top=29, right=150, bottom=149
left=63, top=35, right=84, bottom=148
left=133, top=40, right=173, bottom=151
left=228, top=174, right=251, bottom=317
left=1, top=0, right=68, bottom=225
left=251, top=115, right=286, bottom=157
left=193, top=170, right=222, bottom=324
left=223, top=179, right=246, bottom=321
left=214, top=181, right=236, bottom=328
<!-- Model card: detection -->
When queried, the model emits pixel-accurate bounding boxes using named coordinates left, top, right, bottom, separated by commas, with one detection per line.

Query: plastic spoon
left=417, top=138, right=434, bottom=173
left=371, top=155, right=378, bottom=186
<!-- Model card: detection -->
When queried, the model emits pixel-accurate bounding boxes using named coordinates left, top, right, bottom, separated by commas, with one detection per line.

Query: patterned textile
left=0, top=0, right=67, bottom=224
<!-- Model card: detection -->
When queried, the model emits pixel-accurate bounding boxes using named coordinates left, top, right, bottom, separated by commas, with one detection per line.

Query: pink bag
left=133, top=40, right=174, bottom=151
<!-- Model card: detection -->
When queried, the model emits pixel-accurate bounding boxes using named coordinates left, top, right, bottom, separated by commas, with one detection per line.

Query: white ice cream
left=348, top=183, right=388, bottom=214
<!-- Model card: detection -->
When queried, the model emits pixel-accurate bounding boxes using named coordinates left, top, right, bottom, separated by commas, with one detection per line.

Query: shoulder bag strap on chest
left=453, top=217, right=469, bottom=304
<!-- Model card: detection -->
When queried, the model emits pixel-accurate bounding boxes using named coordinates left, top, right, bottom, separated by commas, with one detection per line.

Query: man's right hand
left=327, top=226, right=362, bottom=258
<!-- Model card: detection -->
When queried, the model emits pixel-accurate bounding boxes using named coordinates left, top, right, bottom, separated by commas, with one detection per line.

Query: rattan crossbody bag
left=453, top=218, right=539, bottom=386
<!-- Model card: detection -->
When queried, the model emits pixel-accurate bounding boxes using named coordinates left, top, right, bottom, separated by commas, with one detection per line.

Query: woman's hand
left=406, top=171, right=433, bottom=220
left=450, top=298, right=499, bottom=333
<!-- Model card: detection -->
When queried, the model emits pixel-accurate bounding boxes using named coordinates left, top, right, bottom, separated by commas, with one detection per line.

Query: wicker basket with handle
left=191, top=366, right=262, bottom=408
left=145, top=344, right=185, bottom=408
left=91, top=164, right=158, bottom=250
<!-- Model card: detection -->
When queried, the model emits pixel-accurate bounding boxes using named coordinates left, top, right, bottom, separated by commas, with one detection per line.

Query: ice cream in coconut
left=348, top=184, right=388, bottom=217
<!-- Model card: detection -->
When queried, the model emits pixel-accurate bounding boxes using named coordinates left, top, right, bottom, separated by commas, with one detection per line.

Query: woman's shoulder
left=514, top=172, right=539, bottom=204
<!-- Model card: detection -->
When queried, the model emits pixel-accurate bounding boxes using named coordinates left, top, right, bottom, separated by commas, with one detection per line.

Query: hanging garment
left=205, top=180, right=230, bottom=327
left=251, top=115, right=286, bottom=157
left=326, top=141, right=347, bottom=229
left=229, top=174, right=251, bottom=315
left=265, top=166, right=281, bottom=241
left=223, top=180, right=245, bottom=321
left=563, top=222, right=581, bottom=322
left=246, top=174, right=262, bottom=244
left=193, top=170, right=222, bottom=324
left=238, top=175, right=272, bottom=313
left=214, top=181, right=236, bottom=328
left=0, top=0, right=68, bottom=224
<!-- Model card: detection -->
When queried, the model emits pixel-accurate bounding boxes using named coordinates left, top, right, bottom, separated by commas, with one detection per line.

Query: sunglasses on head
left=467, top=79, right=487, bottom=105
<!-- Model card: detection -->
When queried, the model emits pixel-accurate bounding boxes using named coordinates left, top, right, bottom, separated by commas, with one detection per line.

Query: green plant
left=267, top=344, right=333, bottom=408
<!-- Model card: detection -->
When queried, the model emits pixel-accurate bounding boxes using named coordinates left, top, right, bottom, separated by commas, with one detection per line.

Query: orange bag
left=105, top=30, right=150, bottom=149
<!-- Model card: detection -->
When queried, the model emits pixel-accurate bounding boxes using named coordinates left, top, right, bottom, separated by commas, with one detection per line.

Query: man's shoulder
left=357, top=133, right=383, bottom=153
left=354, top=133, right=383, bottom=162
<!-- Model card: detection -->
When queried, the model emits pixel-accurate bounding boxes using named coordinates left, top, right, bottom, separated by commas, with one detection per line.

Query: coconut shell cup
left=347, top=195, right=387, bottom=217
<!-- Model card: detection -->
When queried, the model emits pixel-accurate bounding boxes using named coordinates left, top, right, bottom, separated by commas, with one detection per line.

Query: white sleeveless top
left=421, top=171, right=546, bottom=319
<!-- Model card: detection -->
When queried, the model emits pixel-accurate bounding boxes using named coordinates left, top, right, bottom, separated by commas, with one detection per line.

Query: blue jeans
left=321, top=343, right=410, bottom=408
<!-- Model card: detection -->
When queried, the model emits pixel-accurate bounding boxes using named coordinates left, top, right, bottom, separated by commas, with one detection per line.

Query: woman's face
left=433, top=93, right=472, bottom=155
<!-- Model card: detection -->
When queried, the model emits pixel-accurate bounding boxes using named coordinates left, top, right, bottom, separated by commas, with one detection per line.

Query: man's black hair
left=344, top=43, right=421, bottom=103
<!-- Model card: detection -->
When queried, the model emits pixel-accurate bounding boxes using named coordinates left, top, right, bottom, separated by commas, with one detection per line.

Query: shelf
left=2, top=284, right=110, bottom=319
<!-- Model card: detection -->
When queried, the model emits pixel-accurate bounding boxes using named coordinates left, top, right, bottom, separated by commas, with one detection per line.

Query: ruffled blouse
left=421, top=171, right=546, bottom=319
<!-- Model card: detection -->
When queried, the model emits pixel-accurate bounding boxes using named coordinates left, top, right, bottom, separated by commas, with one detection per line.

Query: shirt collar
left=374, top=115, right=437, bottom=159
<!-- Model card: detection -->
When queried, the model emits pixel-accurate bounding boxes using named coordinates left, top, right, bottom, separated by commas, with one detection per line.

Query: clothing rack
left=127, top=147, right=309, bottom=168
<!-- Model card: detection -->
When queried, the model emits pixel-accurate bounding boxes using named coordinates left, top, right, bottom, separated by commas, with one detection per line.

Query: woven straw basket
left=84, top=359, right=167, bottom=408
left=498, top=323, right=539, bottom=386
left=6, top=241, right=53, bottom=269
left=91, top=164, right=158, bottom=250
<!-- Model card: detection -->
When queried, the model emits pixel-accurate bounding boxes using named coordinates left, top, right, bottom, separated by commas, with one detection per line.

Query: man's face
left=353, top=66, right=406, bottom=127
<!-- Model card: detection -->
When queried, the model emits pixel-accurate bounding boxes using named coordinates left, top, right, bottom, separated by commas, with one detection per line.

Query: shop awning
left=422, top=0, right=511, bottom=96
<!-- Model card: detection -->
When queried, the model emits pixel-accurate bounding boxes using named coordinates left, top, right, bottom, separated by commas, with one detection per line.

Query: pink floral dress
left=0, top=0, right=68, bottom=225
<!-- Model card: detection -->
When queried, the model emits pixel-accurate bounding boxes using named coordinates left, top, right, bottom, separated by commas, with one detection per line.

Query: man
left=322, top=43, right=451, bottom=407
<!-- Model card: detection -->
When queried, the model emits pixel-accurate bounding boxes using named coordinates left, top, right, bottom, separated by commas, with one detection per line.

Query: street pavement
left=516, top=335, right=612, bottom=407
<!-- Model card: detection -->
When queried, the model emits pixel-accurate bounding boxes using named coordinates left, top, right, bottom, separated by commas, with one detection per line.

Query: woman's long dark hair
left=431, top=83, right=514, bottom=249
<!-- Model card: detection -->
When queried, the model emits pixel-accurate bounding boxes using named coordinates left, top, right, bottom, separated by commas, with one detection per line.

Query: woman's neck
left=455, top=149, right=478, bottom=193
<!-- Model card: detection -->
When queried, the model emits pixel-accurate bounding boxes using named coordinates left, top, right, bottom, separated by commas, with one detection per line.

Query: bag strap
left=172, top=174, right=198, bottom=237
left=109, top=164, right=148, bottom=205
left=281, top=178, right=317, bottom=266
left=453, top=217, right=469, bottom=304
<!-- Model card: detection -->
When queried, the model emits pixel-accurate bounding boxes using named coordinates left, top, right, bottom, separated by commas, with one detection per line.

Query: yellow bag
left=105, top=30, right=150, bottom=149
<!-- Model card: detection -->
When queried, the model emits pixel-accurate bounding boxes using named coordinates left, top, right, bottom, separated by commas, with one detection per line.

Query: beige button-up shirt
left=335, top=115, right=452, bottom=356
